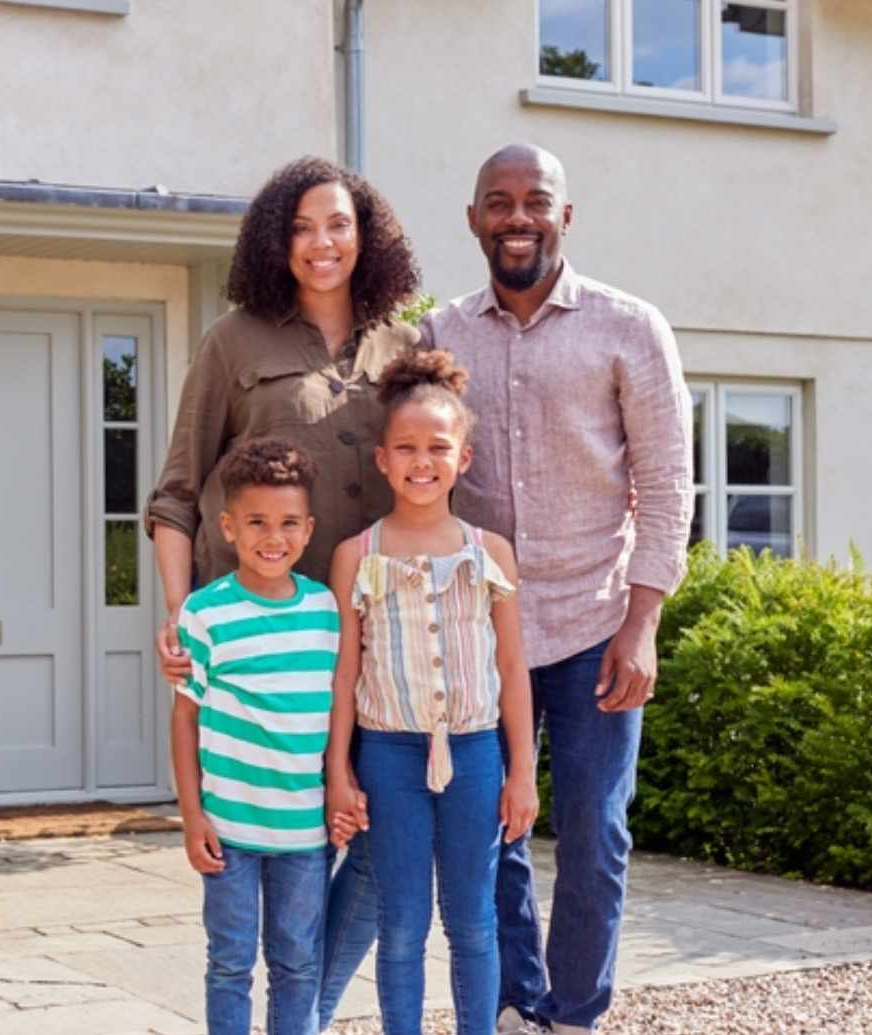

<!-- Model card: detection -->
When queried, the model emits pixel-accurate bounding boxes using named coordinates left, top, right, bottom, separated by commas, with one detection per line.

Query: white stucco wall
left=0, top=0, right=336, bottom=195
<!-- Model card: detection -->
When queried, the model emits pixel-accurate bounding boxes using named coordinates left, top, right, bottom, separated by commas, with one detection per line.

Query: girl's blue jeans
left=202, top=843, right=327, bottom=1035
left=354, top=727, right=502, bottom=1035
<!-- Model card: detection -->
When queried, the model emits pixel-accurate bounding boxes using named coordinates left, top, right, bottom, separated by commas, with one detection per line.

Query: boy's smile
left=219, top=484, right=314, bottom=599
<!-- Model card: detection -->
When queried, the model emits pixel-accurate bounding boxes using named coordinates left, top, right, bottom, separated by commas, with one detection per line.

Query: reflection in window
left=692, top=391, right=704, bottom=483
left=726, top=393, right=791, bottom=485
left=103, top=336, right=137, bottom=421
left=106, top=520, right=138, bottom=606
left=721, top=4, right=787, bottom=101
left=105, top=429, right=138, bottom=514
left=689, top=493, right=706, bottom=547
left=540, top=0, right=609, bottom=82
left=727, top=494, right=791, bottom=557
left=633, top=0, right=700, bottom=91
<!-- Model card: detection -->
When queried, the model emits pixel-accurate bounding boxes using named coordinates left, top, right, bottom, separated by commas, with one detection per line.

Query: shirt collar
left=474, top=259, right=583, bottom=320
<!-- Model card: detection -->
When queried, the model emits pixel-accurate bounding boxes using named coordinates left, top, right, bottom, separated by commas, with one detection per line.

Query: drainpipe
left=343, top=0, right=365, bottom=173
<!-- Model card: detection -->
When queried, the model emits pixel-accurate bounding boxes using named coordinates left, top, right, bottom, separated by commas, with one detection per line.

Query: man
left=418, top=144, right=693, bottom=1034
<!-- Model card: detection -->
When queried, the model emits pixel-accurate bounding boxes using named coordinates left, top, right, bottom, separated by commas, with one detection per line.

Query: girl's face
left=375, top=399, right=472, bottom=508
left=288, top=182, right=360, bottom=301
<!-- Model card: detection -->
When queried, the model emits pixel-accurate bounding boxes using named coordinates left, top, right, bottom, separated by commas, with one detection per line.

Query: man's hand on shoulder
left=594, top=585, right=664, bottom=712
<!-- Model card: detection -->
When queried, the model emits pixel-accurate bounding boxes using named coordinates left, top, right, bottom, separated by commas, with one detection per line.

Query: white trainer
left=496, top=1005, right=552, bottom=1034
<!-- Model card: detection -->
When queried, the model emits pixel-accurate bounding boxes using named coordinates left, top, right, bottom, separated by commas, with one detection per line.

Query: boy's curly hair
left=220, top=438, right=318, bottom=503
left=378, top=348, right=475, bottom=442
left=225, top=156, right=420, bottom=327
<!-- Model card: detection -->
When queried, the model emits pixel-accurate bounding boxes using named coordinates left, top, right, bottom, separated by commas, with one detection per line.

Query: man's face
left=468, top=158, right=572, bottom=292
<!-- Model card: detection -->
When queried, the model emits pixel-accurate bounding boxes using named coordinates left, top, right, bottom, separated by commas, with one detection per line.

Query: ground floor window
left=688, top=380, right=802, bottom=557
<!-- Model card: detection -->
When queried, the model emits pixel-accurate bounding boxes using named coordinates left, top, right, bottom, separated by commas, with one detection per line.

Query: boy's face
left=219, top=484, right=314, bottom=597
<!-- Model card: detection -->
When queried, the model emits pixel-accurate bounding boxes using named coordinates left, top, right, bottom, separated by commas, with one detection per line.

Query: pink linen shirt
left=418, top=260, right=693, bottom=669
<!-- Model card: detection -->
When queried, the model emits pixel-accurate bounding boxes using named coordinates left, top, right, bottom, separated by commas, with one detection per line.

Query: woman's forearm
left=154, top=523, right=194, bottom=616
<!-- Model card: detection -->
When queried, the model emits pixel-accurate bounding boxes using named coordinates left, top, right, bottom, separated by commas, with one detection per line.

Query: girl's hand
left=156, top=613, right=193, bottom=684
left=183, top=813, right=225, bottom=874
left=500, top=772, right=539, bottom=843
left=327, top=777, right=369, bottom=846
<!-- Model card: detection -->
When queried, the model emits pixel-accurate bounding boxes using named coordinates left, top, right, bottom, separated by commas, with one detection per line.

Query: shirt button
left=512, top=379, right=521, bottom=389
left=516, top=480, right=524, bottom=489
left=337, top=430, right=357, bottom=446
left=434, top=691, right=446, bottom=701
left=432, top=657, right=443, bottom=668
left=426, top=593, right=436, bottom=604
left=428, top=622, right=439, bottom=633
left=421, top=560, right=432, bottom=573
left=329, top=378, right=345, bottom=395
left=519, top=531, right=528, bottom=540
left=514, top=429, right=523, bottom=438
left=345, top=482, right=362, bottom=499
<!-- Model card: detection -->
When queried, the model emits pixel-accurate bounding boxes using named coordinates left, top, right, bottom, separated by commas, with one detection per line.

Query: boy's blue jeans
left=202, top=843, right=327, bottom=1035
left=353, top=728, right=502, bottom=1035
left=320, top=638, right=641, bottom=1032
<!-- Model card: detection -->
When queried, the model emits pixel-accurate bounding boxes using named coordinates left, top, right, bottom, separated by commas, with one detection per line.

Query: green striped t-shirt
left=176, top=572, right=339, bottom=852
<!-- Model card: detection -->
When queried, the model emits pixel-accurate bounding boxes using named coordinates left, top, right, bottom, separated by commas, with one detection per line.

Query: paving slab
left=0, top=999, right=205, bottom=1035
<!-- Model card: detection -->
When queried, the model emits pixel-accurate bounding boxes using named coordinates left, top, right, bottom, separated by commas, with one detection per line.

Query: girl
left=326, top=349, right=539, bottom=1035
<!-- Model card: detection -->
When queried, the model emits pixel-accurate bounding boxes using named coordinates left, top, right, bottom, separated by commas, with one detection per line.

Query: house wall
left=361, top=0, right=872, bottom=564
left=0, top=0, right=335, bottom=195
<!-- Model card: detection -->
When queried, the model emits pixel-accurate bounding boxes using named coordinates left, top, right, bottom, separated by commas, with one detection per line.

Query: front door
left=0, top=310, right=84, bottom=793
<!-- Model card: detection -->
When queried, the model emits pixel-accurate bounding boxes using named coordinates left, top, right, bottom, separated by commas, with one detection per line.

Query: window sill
left=520, top=86, right=837, bottom=136
left=3, top=0, right=129, bottom=14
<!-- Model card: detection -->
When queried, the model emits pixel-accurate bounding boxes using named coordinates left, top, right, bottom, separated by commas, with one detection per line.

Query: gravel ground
left=330, top=961, right=872, bottom=1034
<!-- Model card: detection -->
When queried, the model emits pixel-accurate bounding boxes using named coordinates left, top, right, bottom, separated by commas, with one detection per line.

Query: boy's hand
left=183, top=813, right=225, bottom=874
left=327, top=777, right=369, bottom=848
left=330, top=811, right=361, bottom=849
left=500, top=772, right=539, bottom=843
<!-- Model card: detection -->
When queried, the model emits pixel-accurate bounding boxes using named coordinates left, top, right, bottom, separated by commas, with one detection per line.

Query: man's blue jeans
left=354, top=728, right=502, bottom=1035
left=320, top=639, right=641, bottom=1032
left=202, top=843, right=327, bottom=1035
left=499, top=638, right=642, bottom=1029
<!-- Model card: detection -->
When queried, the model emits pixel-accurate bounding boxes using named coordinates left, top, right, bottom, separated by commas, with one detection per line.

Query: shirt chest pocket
left=237, top=361, right=334, bottom=429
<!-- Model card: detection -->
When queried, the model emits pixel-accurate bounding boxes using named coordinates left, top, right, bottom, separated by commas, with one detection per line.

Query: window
left=538, top=0, right=797, bottom=113
left=689, top=382, right=802, bottom=556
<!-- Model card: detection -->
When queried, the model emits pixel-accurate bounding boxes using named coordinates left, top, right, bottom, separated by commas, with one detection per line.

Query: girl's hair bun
left=377, top=348, right=469, bottom=406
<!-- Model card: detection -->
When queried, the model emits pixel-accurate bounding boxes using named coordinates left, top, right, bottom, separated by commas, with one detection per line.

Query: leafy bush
left=632, top=543, right=872, bottom=888
left=397, top=293, right=436, bottom=326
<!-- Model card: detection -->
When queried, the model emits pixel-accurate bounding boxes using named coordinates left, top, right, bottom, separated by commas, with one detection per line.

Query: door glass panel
left=540, top=0, right=610, bottom=82
left=103, top=335, right=137, bottom=421
left=721, top=4, right=788, bottom=101
left=105, top=520, right=139, bottom=605
left=689, top=492, right=706, bottom=546
left=633, top=0, right=700, bottom=91
left=727, top=494, right=792, bottom=557
left=104, top=428, right=137, bottom=513
left=726, top=392, right=791, bottom=486
left=691, top=390, right=705, bottom=484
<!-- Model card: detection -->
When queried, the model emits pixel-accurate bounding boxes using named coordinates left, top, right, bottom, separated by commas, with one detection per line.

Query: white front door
left=0, top=302, right=168, bottom=803
left=0, top=310, right=84, bottom=793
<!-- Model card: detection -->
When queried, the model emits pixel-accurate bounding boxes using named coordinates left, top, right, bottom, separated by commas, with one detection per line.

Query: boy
left=172, top=437, right=338, bottom=1035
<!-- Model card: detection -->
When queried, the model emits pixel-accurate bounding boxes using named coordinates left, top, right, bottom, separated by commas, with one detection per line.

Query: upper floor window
left=538, top=0, right=797, bottom=113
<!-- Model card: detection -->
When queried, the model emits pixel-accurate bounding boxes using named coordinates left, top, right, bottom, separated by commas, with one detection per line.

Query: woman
left=147, top=156, right=420, bottom=640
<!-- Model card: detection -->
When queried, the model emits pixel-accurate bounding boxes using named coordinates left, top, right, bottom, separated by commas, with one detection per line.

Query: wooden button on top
left=432, top=657, right=443, bottom=668
left=428, top=623, right=439, bottom=633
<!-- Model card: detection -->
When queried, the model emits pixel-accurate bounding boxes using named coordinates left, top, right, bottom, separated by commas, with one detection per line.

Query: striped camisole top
left=352, top=518, right=515, bottom=792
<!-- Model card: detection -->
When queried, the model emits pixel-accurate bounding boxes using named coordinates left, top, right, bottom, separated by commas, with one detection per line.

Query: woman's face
left=288, top=182, right=360, bottom=302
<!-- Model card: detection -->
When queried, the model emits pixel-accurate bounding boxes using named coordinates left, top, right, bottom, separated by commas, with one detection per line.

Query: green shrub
left=397, top=293, right=436, bottom=326
left=632, top=543, right=872, bottom=888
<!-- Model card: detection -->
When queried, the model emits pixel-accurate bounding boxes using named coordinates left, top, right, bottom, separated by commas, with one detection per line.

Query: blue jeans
left=202, top=843, right=327, bottom=1035
left=499, top=638, right=642, bottom=1029
left=355, top=728, right=502, bottom=1035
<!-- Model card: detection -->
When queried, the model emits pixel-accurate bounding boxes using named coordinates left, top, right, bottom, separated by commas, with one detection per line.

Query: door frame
left=0, top=296, right=171, bottom=804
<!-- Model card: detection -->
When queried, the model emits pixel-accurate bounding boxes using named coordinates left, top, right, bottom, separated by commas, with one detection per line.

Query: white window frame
left=535, top=0, right=798, bottom=114
left=688, top=380, right=803, bottom=556
left=2, top=0, right=129, bottom=14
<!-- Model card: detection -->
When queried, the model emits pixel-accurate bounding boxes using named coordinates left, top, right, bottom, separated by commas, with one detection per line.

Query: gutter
left=0, top=180, right=249, bottom=215
left=343, top=0, right=365, bottom=172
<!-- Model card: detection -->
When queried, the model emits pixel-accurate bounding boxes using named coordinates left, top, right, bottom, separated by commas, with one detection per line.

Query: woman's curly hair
left=226, top=157, right=420, bottom=327
left=378, top=348, right=475, bottom=442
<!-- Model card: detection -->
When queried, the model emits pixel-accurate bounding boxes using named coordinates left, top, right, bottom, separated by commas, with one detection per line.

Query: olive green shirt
left=146, top=307, right=420, bottom=585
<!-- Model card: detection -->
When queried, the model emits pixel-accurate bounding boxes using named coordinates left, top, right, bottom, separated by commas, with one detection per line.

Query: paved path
left=1, top=831, right=871, bottom=1034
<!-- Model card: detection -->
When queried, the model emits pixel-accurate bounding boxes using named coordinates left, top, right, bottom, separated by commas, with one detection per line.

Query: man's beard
left=490, top=239, right=548, bottom=292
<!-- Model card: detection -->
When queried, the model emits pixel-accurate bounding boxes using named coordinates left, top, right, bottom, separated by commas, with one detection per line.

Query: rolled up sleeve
left=619, top=305, right=694, bottom=596
left=144, top=331, right=232, bottom=542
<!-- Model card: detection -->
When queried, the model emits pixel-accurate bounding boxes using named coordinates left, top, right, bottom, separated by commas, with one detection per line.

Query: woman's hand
left=156, top=612, right=192, bottom=684
left=500, top=771, right=539, bottom=844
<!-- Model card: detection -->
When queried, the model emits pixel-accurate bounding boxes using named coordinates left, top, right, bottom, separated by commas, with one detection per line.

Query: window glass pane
left=727, top=494, right=792, bottom=557
left=689, top=492, right=706, bottom=546
left=721, top=4, right=788, bottom=101
left=105, top=428, right=138, bottom=513
left=106, top=520, right=139, bottom=606
left=540, top=0, right=610, bottom=82
left=633, top=0, right=700, bottom=91
left=692, top=390, right=705, bottom=483
left=103, top=335, right=137, bottom=421
left=726, top=392, right=791, bottom=486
